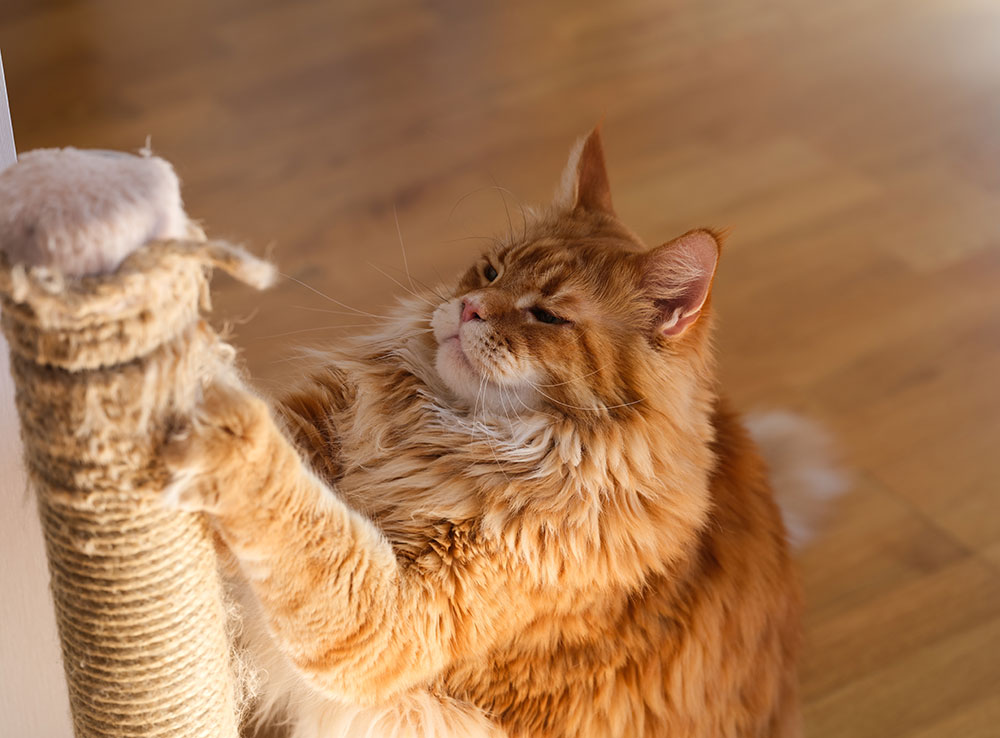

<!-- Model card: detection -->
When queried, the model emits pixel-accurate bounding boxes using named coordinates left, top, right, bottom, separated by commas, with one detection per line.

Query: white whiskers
left=290, top=304, right=396, bottom=321
left=392, top=204, right=419, bottom=297
left=473, top=373, right=510, bottom=482
left=534, top=368, right=603, bottom=388
left=527, top=380, right=644, bottom=413
left=366, top=262, right=437, bottom=309
left=279, top=272, right=389, bottom=321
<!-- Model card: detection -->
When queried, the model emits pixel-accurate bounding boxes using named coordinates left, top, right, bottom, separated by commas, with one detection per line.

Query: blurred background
left=1, top=1, right=998, bottom=736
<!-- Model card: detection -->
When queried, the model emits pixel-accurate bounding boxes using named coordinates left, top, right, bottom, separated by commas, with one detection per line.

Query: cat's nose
left=461, top=299, right=484, bottom=323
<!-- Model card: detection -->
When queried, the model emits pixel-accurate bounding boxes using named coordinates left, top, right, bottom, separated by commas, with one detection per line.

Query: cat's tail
left=745, top=410, right=848, bottom=551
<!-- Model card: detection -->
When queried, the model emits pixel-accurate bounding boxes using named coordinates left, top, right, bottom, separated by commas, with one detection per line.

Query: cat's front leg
left=160, top=382, right=468, bottom=703
left=160, top=380, right=372, bottom=572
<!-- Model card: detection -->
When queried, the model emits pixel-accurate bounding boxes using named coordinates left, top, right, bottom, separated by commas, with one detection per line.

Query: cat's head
left=431, top=128, right=721, bottom=419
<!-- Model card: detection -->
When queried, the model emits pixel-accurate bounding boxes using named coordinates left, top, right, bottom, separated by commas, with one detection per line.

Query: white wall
left=0, top=334, right=74, bottom=736
left=2, top=46, right=73, bottom=738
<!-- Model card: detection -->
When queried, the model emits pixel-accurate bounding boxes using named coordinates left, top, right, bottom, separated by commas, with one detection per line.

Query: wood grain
left=2, top=1, right=997, bottom=735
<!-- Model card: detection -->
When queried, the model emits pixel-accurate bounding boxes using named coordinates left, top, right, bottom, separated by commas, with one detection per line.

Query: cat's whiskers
left=384, top=206, right=452, bottom=303
left=526, top=380, right=645, bottom=413
left=446, top=184, right=521, bottom=226
left=449, top=180, right=530, bottom=247
left=498, top=385, right=517, bottom=421
left=366, top=261, right=438, bottom=309
left=473, top=372, right=511, bottom=482
left=496, top=381, right=516, bottom=429
left=287, top=301, right=436, bottom=343
left=496, top=184, right=530, bottom=243
left=256, top=324, right=434, bottom=342
left=379, top=264, right=449, bottom=303
left=498, top=182, right=531, bottom=244
left=291, top=304, right=397, bottom=321
left=504, top=384, right=556, bottom=421
left=490, top=174, right=517, bottom=247
left=534, top=368, right=604, bottom=388
left=448, top=181, right=528, bottom=246
left=504, top=184, right=530, bottom=243
left=255, top=325, right=372, bottom=341
left=392, top=204, right=421, bottom=298
left=279, top=272, right=390, bottom=321
left=473, top=371, right=487, bottom=423
left=447, top=187, right=490, bottom=222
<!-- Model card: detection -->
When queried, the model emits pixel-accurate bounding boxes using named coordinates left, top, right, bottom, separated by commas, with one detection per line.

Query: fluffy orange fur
left=164, top=128, right=801, bottom=738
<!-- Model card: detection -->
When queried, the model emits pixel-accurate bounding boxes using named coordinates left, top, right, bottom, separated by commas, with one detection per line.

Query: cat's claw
left=160, top=381, right=271, bottom=515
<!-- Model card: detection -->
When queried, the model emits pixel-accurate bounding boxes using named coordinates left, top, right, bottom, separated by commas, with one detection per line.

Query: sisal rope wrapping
left=0, top=239, right=275, bottom=738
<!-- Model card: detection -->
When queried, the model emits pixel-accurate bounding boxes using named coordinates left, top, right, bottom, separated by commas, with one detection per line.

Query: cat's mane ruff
left=279, top=285, right=719, bottom=597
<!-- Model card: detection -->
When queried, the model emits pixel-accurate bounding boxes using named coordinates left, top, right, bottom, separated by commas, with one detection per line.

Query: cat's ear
left=642, top=230, right=721, bottom=337
left=554, top=126, right=615, bottom=216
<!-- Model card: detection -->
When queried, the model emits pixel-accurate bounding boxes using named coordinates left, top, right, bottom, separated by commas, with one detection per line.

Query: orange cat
left=164, top=128, right=802, bottom=737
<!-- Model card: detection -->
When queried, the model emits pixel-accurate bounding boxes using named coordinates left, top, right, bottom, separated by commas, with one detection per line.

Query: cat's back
left=657, top=400, right=802, bottom=736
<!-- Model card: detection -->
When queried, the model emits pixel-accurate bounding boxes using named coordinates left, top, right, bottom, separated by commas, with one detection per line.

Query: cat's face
left=431, top=129, right=721, bottom=418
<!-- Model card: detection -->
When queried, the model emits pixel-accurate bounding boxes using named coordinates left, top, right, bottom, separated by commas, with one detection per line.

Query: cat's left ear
left=554, top=126, right=615, bottom=216
left=642, top=230, right=721, bottom=338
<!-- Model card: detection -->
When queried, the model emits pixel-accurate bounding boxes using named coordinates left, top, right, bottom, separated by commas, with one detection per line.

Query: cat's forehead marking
left=502, top=237, right=563, bottom=264
left=538, top=270, right=568, bottom=298
left=512, top=244, right=576, bottom=275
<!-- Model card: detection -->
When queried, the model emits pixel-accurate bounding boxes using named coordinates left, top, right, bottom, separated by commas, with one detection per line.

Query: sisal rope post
left=0, top=238, right=274, bottom=738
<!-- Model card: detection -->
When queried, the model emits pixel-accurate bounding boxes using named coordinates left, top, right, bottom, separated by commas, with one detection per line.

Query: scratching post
left=0, top=149, right=275, bottom=737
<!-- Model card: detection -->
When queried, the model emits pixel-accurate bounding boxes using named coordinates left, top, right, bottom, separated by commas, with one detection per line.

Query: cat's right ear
left=553, top=126, right=615, bottom=216
left=641, top=230, right=721, bottom=338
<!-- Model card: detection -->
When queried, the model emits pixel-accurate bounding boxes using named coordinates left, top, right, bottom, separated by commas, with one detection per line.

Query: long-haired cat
left=164, top=128, right=803, bottom=737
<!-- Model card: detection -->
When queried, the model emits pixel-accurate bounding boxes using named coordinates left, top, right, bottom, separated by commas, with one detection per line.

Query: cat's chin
left=435, top=336, right=486, bottom=404
left=435, top=340, right=541, bottom=418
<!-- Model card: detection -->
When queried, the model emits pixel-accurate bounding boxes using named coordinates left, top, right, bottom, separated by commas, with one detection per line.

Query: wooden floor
left=3, top=1, right=998, bottom=735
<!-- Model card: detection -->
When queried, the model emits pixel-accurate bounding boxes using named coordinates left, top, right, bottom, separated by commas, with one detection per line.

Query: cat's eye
left=484, top=264, right=498, bottom=282
left=530, top=307, right=570, bottom=325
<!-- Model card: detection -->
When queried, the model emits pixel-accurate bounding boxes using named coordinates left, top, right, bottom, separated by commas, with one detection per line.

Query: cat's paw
left=161, top=381, right=272, bottom=514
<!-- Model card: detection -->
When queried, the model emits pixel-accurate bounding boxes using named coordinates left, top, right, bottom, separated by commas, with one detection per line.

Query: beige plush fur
left=165, top=129, right=803, bottom=738
left=0, top=147, right=188, bottom=276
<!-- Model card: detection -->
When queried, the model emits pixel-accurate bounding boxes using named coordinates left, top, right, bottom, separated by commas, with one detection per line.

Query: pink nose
left=461, top=300, right=484, bottom=323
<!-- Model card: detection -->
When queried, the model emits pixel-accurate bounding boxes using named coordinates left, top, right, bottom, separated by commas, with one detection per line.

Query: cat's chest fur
left=290, top=359, right=565, bottom=550
left=281, top=344, right=717, bottom=571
